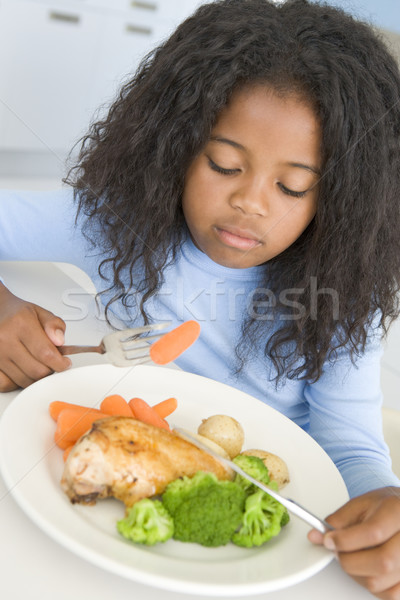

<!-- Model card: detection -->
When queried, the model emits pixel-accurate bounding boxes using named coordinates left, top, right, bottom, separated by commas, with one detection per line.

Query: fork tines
left=118, top=322, right=170, bottom=364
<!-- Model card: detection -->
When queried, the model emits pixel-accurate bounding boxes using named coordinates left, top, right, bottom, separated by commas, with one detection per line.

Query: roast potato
left=198, top=415, right=244, bottom=459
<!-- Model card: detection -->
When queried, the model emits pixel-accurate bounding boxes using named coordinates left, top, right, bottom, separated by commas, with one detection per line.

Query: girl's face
left=182, top=85, right=321, bottom=269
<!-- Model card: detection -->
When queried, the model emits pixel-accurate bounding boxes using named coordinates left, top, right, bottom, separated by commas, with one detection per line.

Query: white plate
left=0, top=364, right=348, bottom=596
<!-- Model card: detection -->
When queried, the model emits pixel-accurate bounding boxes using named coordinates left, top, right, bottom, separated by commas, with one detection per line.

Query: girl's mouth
left=215, top=227, right=262, bottom=250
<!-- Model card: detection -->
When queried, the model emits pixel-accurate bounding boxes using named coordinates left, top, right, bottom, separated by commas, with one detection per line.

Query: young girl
left=1, top=0, right=400, bottom=595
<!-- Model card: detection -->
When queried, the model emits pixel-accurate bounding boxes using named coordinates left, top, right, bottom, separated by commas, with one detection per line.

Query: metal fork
left=59, top=322, right=171, bottom=367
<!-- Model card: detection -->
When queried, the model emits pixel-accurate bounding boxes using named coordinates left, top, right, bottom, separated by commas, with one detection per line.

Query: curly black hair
left=65, top=0, right=400, bottom=382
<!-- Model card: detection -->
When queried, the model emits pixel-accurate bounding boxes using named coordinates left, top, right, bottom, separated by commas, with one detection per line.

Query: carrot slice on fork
left=150, top=320, right=200, bottom=365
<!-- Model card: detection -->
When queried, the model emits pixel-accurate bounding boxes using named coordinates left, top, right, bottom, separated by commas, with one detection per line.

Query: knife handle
left=287, top=498, right=334, bottom=534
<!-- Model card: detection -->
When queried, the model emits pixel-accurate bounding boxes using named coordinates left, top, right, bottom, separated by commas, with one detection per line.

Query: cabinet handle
left=130, top=1, right=158, bottom=10
left=125, top=24, right=152, bottom=36
left=49, top=11, right=80, bottom=25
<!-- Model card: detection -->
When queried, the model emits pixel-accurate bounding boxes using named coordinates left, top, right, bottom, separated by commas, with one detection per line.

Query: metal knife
left=174, top=427, right=333, bottom=534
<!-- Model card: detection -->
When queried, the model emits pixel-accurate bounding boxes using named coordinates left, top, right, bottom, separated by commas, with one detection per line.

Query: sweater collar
left=181, top=232, right=265, bottom=282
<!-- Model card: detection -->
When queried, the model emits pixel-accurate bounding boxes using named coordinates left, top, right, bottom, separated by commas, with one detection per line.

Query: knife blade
left=174, top=427, right=333, bottom=535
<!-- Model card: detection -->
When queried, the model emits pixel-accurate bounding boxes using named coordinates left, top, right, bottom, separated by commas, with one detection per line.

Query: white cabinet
left=0, top=1, right=105, bottom=152
left=0, top=0, right=202, bottom=159
left=86, top=12, right=176, bottom=119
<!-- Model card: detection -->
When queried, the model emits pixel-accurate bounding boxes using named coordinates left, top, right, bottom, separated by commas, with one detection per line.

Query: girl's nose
left=229, top=181, right=268, bottom=217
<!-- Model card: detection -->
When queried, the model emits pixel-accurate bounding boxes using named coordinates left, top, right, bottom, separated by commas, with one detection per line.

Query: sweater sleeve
left=0, top=188, right=91, bottom=267
left=304, top=329, right=400, bottom=498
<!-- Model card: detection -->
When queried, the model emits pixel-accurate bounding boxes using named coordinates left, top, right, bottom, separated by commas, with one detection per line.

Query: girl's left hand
left=308, top=487, right=400, bottom=599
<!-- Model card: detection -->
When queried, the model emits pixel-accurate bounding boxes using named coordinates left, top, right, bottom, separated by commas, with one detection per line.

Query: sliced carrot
left=49, top=400, right=95, bottom=421
left=63, top=445, right=74, bottom=462
left=153, top=397, right=178, bottom=418
left=149, top=320, right=201, bottom=365
left=54, top=408, right=109, bottom=449
left=50, top=402, right=104, bottom=423
left=100, top=394, right=134, bottom=417
left=128, top=397, right=140, bottom=419
left=129, top=397, right=170, bottom=431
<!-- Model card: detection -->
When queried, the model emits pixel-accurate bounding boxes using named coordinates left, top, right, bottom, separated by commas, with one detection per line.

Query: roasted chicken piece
left=61, top=416, right=232, bottom=507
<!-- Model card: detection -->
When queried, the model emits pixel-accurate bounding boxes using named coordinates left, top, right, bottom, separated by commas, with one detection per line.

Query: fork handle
left=59, top=344, right=105, bottom=356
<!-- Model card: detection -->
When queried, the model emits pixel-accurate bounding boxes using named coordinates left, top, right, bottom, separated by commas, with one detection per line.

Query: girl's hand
left=0, top=283, right=71, bottom=391
left=308, top=487, right=400, bottom=599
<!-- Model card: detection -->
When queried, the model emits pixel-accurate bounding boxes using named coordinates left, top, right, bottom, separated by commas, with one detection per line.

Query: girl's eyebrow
left=289, top=162, right=321, bottom=176
left=209, top=135, right=245, bottom=151
left=209, top=136, right=320, bottom=176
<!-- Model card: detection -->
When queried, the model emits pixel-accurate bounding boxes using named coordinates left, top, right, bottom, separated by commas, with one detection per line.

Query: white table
left=0, top=262, right=373, bottom=600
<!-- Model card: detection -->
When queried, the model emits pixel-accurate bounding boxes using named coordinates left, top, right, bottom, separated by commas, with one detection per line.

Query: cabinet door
left=87, top=14, right=176, bottom=115
left=87, top=0, right=199, bottom=23
left=0, top=1, right=104, bottom=152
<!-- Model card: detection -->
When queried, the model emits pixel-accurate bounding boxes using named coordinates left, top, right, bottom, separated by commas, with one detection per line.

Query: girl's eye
left=207, top=158, right=309, bottom=196
left=207, top=157, right=240, bottom=175
left=278, top=183, right=308, bottom=198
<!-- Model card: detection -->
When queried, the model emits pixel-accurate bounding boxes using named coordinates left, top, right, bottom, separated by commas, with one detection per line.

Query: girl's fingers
left=10, top=306, right=69, bottom=376
left=0, top=289, right=70, bottom=386
left=0, top=336, right=70, bottom=389
left=0, top=370, right=19, bottom=392
left=324, top=489, right=400, bottom=553
left=309, top=488, right=400, bottom=598
left=337, top=536, right=400, bottom=597
left=351, top=574, right=400, bottom=600
left=23, top=331, right=71, bottom=375
left=374, top=581, right=400, bottom=600
left=324, top=492, right=376, bottom=529
left=307, top=529, right=324, bottom=544
left=337, top=532, right=400, bottom=578
left=0, top=357, right=39, bottom=389
left=38, top=306, right=66, bottom=347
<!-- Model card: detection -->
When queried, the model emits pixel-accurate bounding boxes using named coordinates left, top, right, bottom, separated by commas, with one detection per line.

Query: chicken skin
left=61, top=416, right=232, bottom=507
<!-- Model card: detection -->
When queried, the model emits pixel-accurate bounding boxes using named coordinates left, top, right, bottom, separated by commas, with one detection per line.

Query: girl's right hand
left=0, top=283, right=72, bottom=392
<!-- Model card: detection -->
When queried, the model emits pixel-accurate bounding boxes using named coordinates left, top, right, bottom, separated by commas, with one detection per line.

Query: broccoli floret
left=231, top=455, right=290, bottom=547
left=232, top=488, right=287, bottom=547
left=281, top=508, right=290, bottom=527
left=162, top=471, right=246, bottom=547
left=233, top=454, right=271, bottom=493
left=117, top=498, right=174, bottom=546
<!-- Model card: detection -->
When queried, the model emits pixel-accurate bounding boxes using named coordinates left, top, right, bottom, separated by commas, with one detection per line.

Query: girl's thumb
left=49, top=327, right=65, bottom=346
left=38, top=309, right=66, bottom=346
